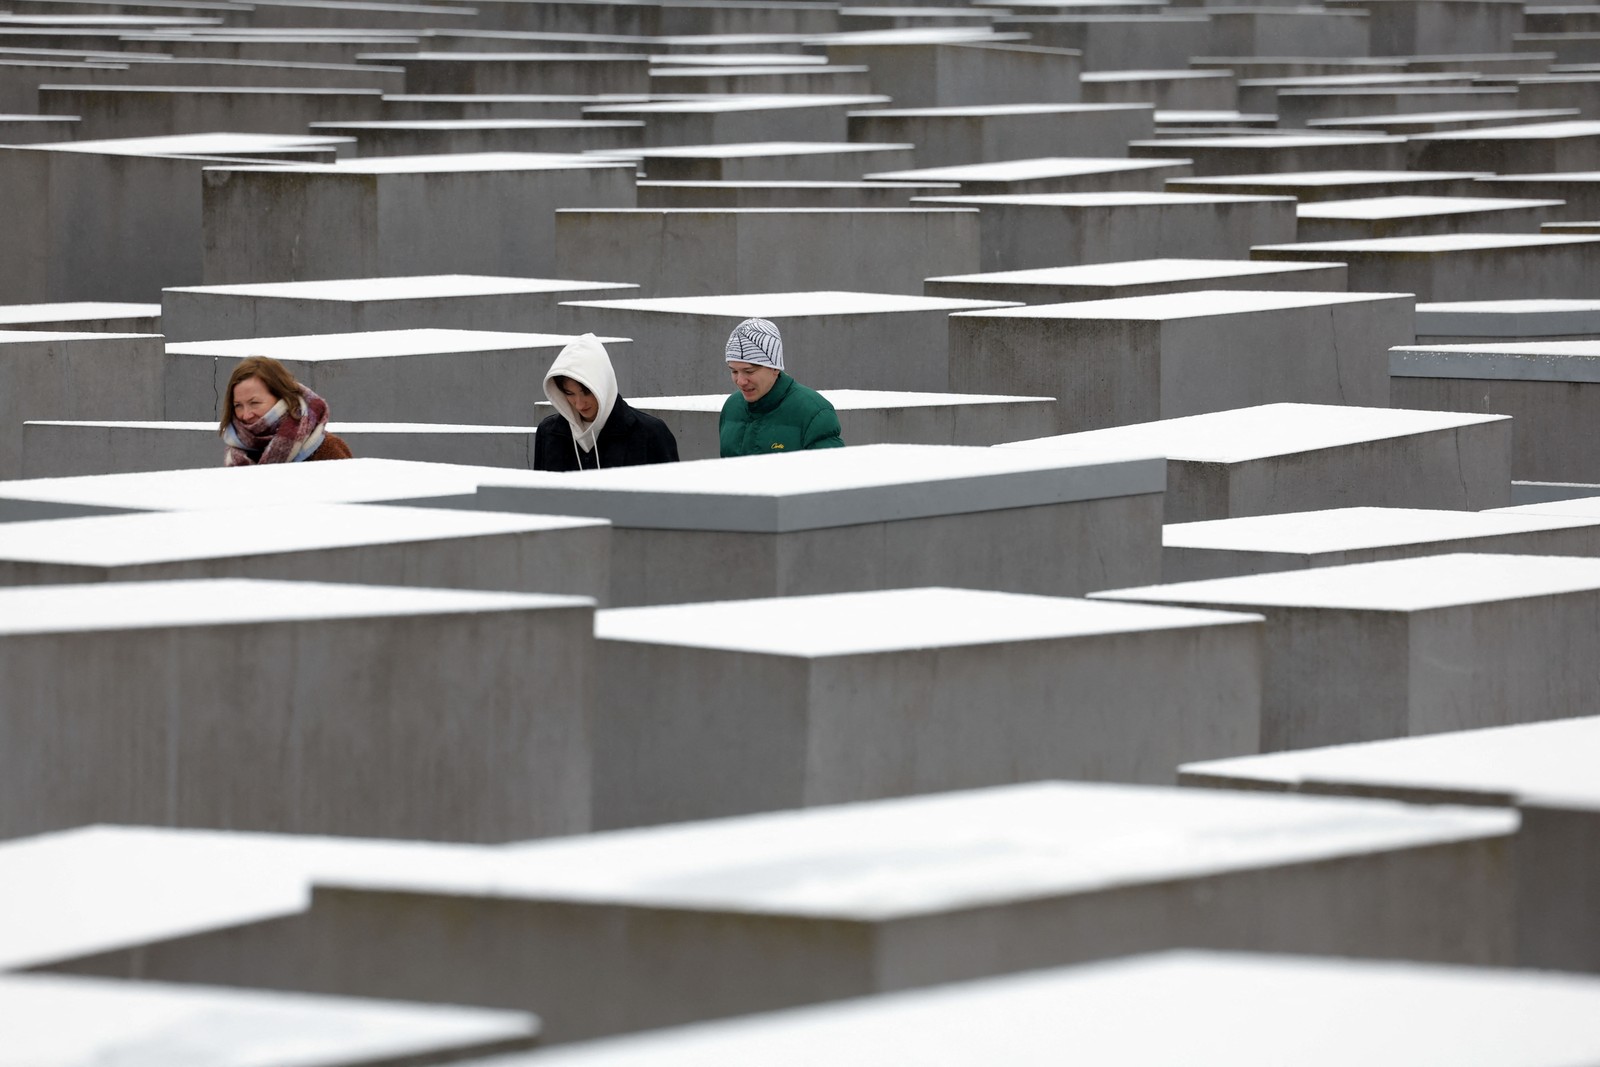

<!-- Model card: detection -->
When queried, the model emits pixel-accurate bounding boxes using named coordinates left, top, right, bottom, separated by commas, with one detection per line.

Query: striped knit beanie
left=724, top=318, right=784, bottom=371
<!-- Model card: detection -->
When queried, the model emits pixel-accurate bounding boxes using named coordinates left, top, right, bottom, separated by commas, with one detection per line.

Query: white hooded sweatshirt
left=542, top=333, right=620, bottom=467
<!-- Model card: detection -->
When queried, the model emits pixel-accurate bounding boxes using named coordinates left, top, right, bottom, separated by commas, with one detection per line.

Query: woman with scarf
left=534, top=333, right=678, bottom=471
left=219, top=356, right=353, bottom=466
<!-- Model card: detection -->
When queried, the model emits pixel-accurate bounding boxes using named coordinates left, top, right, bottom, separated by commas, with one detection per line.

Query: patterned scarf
left=223, top=389, right=329, bottom=466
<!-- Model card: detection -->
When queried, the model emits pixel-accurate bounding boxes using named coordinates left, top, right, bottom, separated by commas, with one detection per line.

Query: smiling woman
left=217, top=356, right=353, bottom=467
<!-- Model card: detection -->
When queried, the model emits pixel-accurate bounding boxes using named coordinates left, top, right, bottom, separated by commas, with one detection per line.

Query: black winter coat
left=532, top=396, right=680, bottom=471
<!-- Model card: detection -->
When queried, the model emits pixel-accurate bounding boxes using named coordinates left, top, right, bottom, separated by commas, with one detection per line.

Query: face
left=559, top=379, right=599, bottom=422
left=231, top=376, right=277, bottom=424
left=729, top=361, right=780, bottom=403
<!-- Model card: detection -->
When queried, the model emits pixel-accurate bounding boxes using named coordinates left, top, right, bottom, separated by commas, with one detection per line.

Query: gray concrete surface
left=592, top=588, right=1264, bottom=827
left=950, top=290, right=1411, bottom=432
left=999, top=403, right=1512, bottom=522
left=0, top=578, right=596, bottom=841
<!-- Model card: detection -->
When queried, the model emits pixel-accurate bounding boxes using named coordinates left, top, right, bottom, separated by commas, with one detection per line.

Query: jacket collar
left=745, top=371, right=794, bottom=414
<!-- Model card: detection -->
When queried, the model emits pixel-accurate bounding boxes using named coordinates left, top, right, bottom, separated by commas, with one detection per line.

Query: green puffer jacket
left=719, top=372, right=845, bottom=457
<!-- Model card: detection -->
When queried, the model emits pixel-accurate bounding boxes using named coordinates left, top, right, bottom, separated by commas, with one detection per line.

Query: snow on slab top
left=805, top=27, right=1027, bottom=43
left=0, top=828, right=306, bottom=970
left=1094, top=552, right=1600, bottom=613
left=1479, top=170, right=1600, bottom=183
left=38, top=84, right=383, bottom=96
left=0, top=578, right=588, bottom=636
left=0, top=302, right=159, bottom=323
left=560, top=290, right=1018, bottom=316
left=26, top=132, right=350, bottom=156
left=597, top=587, right=1261, bottom=657
left=1164, top=506, right=1600, bottom=555
left=634, top=389, right=1053, bottom=413
left=915, top=191, right=1294, bottom=206
left=852, top=103, right=1151, bottom=117
left=1390, top=340, right=1600, bottom=382
left=315, top=781, right=1514, bottom=920
left=311, top=118, right=644, bottom=131
left=0, top=458, right=553, bottom=513
left=864, top=156, right=1185, bottom=182
left=0, top=504, right=605, bottom=569
left=593, top=141, right=914, bottom=158
left=471, top=951, right=1600, bottom=1067
left=0, top=330, right=156, bottom=343
left=1298, top=195, right=1566, bottom=220
left=928, top=259, right=1345, bottom=285
left=1083, top=68, right=1231, bottom=81
left=1132, top=134, right=1407, bottom=148
left=165, top=276, right=635, bottom=301
left=652, top=64, right=871, bottom=76
left=1178, top=169, right=1490, bottom=187
left=476, top=444, right=1164, bottom=533
left=0, top=824, right=504, bottom=969
left=1316, top=108, right=1580, bottom=128
left=166, top=328, right=622, bottom=359
left=367, top=51, right=647, bottom=61
left=646, top=55, right=835, bottom=67
left=584, top=94, right=885, bottom=113
left=0, top=972, right=538, bottom=1065
left=998, top=402, right=1508, bottom=465
left=1182, top=716, right=1600, bottom=810
left=1410, top=120, right=1600, bottom=141
left=953, top=289, right=1405, bottom=321
left=1498, top=496, right=1600, bottom=519
left=206, top=152, right=634, bottom=175
left=1254, top=232, right=1600, bottom=252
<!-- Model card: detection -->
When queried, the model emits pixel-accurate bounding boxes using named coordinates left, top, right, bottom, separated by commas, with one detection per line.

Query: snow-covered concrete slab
left=1169, top=168, right=1493, bottom=202
left=223, top=782, right=1515, bottom=1042
left=1415, top=298, right=1600, bottom=341
left=0, top=458, right=549, bottom=523
left=20, top=421, right=548, bottom=478
left=0, top=578, right=595, bottom=840
left=0, top=332, right=164, bottom=481
left=0, top=504, right=610, bottom=599
left=1129, top=133, right=1410, bottom=176
left=865, top=155, right=1192, bottom=195
left=1181, top=715, right=1600, bottom=972
left=1390, top=339, right=1600, bottom=481
left=1295, top=195, right=1564, bottom=240
left=925, top=257, right=1348, bottom=303
left=951, top=290, right=1411, bottom=432
left=161, top=275, right=636, bottom=342
left=1162, top=506, right=1600, bottom=581
left=587, top=140, right=917, bottom=180
left=424, top=951, right=1600, bottom=1067
left=469, top=444, right=1166, bottom=603
left=912, top=190, right=1297, bottom=270
left=1407, top=119, right=1600, bottom=173
left=201, top=153, right=638, bottom=284
left=1095, top=553, right=1600, bottom=749
left=0, top=302, right=159, bottom=334
left=846, top=102, right=1154, bottom=168
left=591, top=588, right=1263, bottom=827
left=0, top=972, right=539, bottom=1066
left=1251, top=233, right=1600, bottom=301
left=999, top=402, right=1512, bottom=521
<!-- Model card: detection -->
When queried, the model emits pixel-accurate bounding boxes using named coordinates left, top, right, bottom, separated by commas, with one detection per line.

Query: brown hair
left=219, top=355, right=305, bottom=434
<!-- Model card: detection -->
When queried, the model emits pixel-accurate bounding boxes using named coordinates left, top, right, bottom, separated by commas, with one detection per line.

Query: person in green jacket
left=719, top=317, right=845, bottom=457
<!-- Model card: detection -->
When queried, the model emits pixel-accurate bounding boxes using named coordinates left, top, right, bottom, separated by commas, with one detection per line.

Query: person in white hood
left=533, top=333, right=679, bottom=471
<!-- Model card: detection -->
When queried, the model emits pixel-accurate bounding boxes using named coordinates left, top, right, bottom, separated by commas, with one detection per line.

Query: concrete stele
left=1162, top=506, right=1600, bottom=580
left=437, top=951, right=1600, bottom=1067
left=0, top=972, right=540, bottom=1066
left=474, top=443, right=1164, bottom=533
left=0, top=458, right=553, bottom=522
